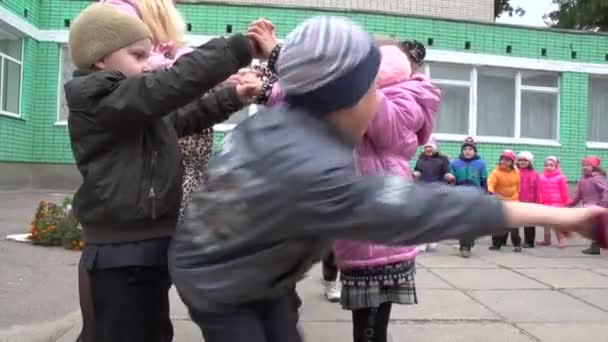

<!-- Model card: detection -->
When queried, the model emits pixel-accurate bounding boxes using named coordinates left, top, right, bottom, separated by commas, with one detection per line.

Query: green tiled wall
left=2, top=0, right=608, bottom=181
left=0, top=0, right=40, bottom=26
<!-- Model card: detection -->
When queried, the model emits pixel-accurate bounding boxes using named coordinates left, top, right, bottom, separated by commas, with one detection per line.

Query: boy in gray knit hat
left=169, top=16, right=606, bottom=342
left=65, top=3, right=263, bottom=341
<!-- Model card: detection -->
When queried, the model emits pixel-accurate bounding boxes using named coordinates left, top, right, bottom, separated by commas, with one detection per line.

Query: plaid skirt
left=339, top=260, right=417, bottom=310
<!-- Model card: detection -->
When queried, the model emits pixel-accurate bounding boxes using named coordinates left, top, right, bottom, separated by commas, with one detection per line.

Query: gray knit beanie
left=277, top=16, right=381, bottom=113
left=69, top=3, right=151, bottom=69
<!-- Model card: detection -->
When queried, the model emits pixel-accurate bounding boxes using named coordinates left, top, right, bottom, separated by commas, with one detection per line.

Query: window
left=57, top=44, right=75, bottom=123
left=0, top=27, right=23, bottom=117
left=426, top=63, right=560, bottom=143
left=429, top=63, right=471, bottom=135
left=589, top=77, right=608, bottom=143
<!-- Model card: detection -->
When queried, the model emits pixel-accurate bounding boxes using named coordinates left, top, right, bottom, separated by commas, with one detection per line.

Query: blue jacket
left=450, top=154, right=488, bottom=191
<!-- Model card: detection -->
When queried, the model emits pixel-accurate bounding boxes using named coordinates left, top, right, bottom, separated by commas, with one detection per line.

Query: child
left=538, top=156, right=571, bottom=247
left=65, top=4, right=258, bottom=340
left=414, top=134, right=453, bottom=252
left=101, top=0, right=261, bottom=219
left=517, top=151, right=540, bottom=248
left=488, top=150, right=522, bottom=252
left=569, top=156, right=608, bottom=255
left=168, top=16, right=608, bottom=342
left=450, top=137, right=489, bottom=258
left=333, top=38, right=440, bottom=342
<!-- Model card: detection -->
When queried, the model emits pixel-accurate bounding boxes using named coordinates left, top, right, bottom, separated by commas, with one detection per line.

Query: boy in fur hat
left=65, top=3, right=261, bottom=341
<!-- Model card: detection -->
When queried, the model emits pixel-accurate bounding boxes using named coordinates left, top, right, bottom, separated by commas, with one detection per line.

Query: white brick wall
left=179, top=0, right=495, bottom=22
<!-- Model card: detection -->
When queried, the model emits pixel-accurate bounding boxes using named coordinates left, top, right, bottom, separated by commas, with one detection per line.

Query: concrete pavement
left=2, top=190, right=608, bottom=341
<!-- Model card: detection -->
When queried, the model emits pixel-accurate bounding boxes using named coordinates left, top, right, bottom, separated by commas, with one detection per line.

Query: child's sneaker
left=323, top=281, right=341, bottom=302
left=582, top=243, right=600, bottom=255
left=488, top=245, right=501, bottom=251
left=428, top=243, right=438, bottom=252
left=513, top=246, right=522, bottom=253
left=460, top=248, right=471, bottom=258
left=536, top=241, right=551, bottom=246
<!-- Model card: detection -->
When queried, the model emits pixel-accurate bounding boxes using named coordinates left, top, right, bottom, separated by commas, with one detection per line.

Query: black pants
left=352, top=303, right=392, bottom=342
left=322, top=251, right=339, bottom=281
left=190, top=293, right=301, bottom=342
left=524, top=226, right=536, bottom=246
left=87, top=266, right=173, bottom=342
left=492, top=228, right=521, bottom=248
left=77, top=258, right=96, bottom=342
left=459, top=238, right=475, bottom=250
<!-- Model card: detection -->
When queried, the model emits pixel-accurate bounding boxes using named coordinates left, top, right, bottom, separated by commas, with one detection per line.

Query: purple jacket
left=571, top=173, right=608, bottom=207
left=333, top=74, right=441, bottom=269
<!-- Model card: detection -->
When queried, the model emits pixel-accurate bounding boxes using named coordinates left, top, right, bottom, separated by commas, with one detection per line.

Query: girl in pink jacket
left=333, top=39, right=440, bottom=342
left=538, top=156, right=571, bottom=247
left=517, top=151, right=540, bottom=248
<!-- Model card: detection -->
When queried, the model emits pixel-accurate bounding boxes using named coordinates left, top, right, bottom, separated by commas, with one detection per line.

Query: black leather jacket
left=65, top=34, right=252, bottom=243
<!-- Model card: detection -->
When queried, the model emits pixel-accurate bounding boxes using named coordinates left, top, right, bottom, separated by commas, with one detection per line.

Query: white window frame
left=0, top=35, right=24, bottom=118
left=55, top=44, right=71, bottom=125
left=586, top=75, right=608, bottom=149
left=425, top=63, right=561, bottom=146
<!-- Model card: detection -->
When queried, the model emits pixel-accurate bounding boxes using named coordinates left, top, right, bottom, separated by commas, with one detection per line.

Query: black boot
left=582, top=242, right=600, bottom=255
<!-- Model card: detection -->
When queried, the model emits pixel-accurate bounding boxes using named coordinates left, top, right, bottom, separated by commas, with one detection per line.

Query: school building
left=0, top=0, right=607, bottom=189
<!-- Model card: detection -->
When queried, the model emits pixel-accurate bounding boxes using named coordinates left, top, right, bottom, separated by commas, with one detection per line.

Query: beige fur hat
left=68, top=3, right=151, bottom=69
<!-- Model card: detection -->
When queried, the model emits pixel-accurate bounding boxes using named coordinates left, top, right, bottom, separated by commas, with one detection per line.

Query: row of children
left=414, top=137, right=608, bottom=256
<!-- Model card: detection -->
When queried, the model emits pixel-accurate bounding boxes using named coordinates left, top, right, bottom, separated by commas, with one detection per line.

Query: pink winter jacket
left=538, top=168, right=571, bottom=207
left=518, top=168, right=539, bottom=203
left=334, top=73, right=441, bottom=269
left=100, top=0, right=193, bottom=69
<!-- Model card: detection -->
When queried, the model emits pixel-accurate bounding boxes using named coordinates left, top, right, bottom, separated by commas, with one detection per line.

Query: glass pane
left=2, top=59, right=21, bottom=114
left=429, top=63, right=471, bottom=81
left=59, top=45, right=76, bottom=122
left=476, top=67, right=516, bottom=137
left=434, top=85, right=469, bottom=134
left=224, top=106, right=250, bottom=125
left=589, top=78, right=608, bottom=142
left=521, top=91, right=558, bottom=140
left=522, top=71, right=558, bottom=87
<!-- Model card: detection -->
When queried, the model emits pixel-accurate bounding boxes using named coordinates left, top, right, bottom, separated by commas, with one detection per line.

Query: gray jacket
left=169, top=104, right=507, bottom=313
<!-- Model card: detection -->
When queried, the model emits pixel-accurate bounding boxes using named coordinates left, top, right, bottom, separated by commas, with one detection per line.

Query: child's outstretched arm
left=365, top=74, right=441, bottom=150
left=168, top=87, right=245, bottom=137
left=290, top=169, right=607, bottom=246
left=77, top=34, right=252, bottom=129
left=569, top=181, right=582, bottom=207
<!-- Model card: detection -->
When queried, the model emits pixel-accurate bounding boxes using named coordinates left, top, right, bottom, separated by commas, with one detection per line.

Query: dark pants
left=492, top=228, right=521, bottom=248
left=87, top=266, right=173, bottom=342
left=459, top=239, right=475, bottom=250
left=77, top=258, right=96, bottom=342
left=524, top=226, right=536, bottom=246
left=190, top=293, right=302, bottom=342
left=352, top=303, right=392, bottom=342
left=322, top=251, right=339, bottom=281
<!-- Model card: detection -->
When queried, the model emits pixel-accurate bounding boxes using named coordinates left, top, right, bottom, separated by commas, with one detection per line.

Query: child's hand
left=413, top=171, right=421, bottom=181
left=236, top=74, right=263, bottom=104
left=247, top=18, right=278, bottom=60
left=444, top=173, right=455, bottom=183
left=221, top=68, right=261, bottom=87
